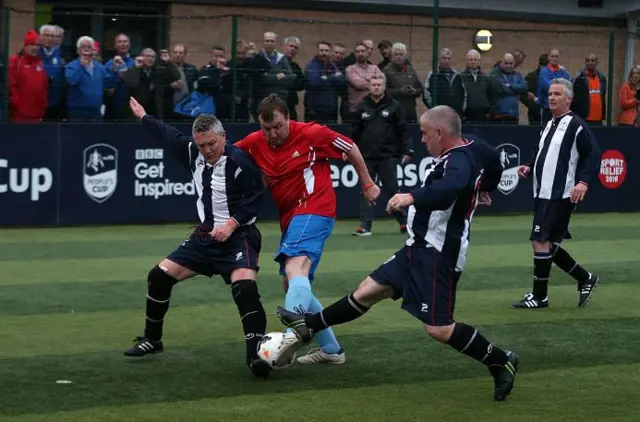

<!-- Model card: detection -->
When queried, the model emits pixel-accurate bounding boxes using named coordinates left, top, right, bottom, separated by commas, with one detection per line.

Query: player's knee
left=230, top=268, right=257, bottom=283
left=284, top=256, right=312, bottom=279
left=423, top=324, right=454, bottom=343
left=354, top=277, right=393, bottom=306
left=531, top=240, right=551, bottom=252
left=231, top=278, right=259, bottom=301
left=147, top=265, right=178, bottom=289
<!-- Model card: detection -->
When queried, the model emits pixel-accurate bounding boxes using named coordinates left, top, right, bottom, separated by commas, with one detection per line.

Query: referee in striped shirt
left=512, top=78, right=601, bottom=310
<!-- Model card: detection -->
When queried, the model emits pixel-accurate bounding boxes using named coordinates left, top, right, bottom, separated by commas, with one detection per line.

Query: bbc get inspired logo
left=598, top=149, right=626, bottom=189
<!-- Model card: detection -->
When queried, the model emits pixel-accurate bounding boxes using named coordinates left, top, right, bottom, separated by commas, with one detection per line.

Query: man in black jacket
left=571, top=54, right=607, bottom=125
left=282, top=36, right=305, bottom=120
left=351, top=74, right=412, bottom=236
left=523, top=54, right=548, bottom=125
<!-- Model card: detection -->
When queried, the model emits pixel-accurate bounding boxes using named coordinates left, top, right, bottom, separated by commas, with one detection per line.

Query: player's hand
left=401, top=155, right=411, bottom=165
left=517, top=165, right=531, bottom=178
left=478, top=191, right=492, bottom=206
left=363, top=183, right=380, bottom=204
left=570, top=182, right=588, bottom=204
left=386, top=193, right=413, bottom=214
left=129, top=97, right=146, bottom=120
left=210, top=219, right=239, bottom=242
left=342, top=153, right=348, bottom=162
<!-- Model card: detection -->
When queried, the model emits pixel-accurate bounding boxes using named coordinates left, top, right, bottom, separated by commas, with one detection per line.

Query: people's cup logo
left=495, top=143, right=520, bottom=195
left=599, top=149, right=626, bottom=189
left=83, top=143, right=118, bottom=203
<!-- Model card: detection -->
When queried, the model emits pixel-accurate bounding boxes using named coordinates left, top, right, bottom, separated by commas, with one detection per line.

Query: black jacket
left=571, top=69, right=607, bottom=122
left=459, top=68, right=499, bottom=119
left=423, top=69, right=465, bottom=117
left=351, top=94, right=412, bottom=160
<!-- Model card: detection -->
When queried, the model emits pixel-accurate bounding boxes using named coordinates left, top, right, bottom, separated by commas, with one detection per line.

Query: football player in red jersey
left=236, top=94, right=380, bottom=366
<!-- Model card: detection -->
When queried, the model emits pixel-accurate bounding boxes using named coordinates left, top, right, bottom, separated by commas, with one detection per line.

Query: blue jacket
left=537, top=65, right=572, bottom=109
left=103, top=54, right=136, bottom=107
left=489, top=67, right=527, bottom=118
left=65, top=59, right=116, bottom=114
left=304, top=57, right=345, bottom=113
left=39, top=48, right=65, bottom=107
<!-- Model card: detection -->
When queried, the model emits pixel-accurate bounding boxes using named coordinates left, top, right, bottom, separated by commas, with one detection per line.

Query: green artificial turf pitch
left=1, top=214, right=639, bottom=421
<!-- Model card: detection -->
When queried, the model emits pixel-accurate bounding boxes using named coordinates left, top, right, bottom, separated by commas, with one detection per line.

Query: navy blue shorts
left=167, top=225, right=261, bottom=284
left=370, top=246, right=457, bottom=326
left=530, top=198, right=574, bottom=243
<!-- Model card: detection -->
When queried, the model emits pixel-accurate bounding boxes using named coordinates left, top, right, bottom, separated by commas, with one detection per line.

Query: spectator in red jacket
left=9, top=30, right=49, bottom=122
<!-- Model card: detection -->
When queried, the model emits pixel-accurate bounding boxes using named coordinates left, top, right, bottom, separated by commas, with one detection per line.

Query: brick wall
left=5, top=2, right=633, bottom=123
left=169, top=3, right=633, bottom=123
left=4, top=0, right=35, bottom=56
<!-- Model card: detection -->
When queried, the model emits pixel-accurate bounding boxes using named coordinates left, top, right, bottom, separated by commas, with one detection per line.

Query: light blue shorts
left=275, top=214, right=335, bottom=282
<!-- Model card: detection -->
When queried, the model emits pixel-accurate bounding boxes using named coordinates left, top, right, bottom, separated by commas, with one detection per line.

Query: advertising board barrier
left=0, top=122, right=638, bottom=226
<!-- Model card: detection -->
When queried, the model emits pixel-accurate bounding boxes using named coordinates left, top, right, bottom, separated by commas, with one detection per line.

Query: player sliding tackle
left=124, top=97, right=272, bottom=378
left=277, top=106, right=520, bottom=401
left=235, top=94, right=380, bottom=366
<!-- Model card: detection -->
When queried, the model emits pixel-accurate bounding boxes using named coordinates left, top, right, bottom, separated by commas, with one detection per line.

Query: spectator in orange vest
left=9, top=30, right=49, bottom=122
left=571, top=54, right=607, bottom=125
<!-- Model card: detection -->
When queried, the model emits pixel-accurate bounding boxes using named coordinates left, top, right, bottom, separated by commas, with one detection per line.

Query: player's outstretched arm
left=130, top=97, right=192, bottom=146
left=411, top=153, right=472, bottom=211
left=130, top=97, right=193, bottom=168
left=345, top=142, right=380, bottom=202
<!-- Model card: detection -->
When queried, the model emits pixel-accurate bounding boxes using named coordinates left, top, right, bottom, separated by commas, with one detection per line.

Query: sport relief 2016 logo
left=83, top=143, right=118, bottom=203
left=495, top=143, right=520, bottom=195
left=599, top=149, right=626, bottom=189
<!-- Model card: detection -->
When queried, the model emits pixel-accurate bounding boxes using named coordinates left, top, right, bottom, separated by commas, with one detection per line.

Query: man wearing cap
left=8, top=30, right=49, bottom=122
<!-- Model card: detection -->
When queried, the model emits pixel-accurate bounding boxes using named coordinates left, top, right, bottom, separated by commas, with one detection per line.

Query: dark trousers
left=359, top=158, right=407, bottom=230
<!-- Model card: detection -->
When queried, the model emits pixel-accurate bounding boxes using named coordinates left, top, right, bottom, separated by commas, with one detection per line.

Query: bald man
left=278, top=106, right=519, bottom=402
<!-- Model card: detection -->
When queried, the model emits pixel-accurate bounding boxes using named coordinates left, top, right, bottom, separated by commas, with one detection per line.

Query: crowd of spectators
left=3, top=25, right=640, bottom=126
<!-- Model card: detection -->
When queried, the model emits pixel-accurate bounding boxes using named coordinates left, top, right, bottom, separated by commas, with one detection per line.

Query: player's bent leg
left=512, top=240, right=552, bottom=309
left=275, top=256, right=322, bottom=367
left=125, top=260, right=196, bottom=357
left=229, top=268, right=270, bottom=378
left=550, top=243, right=600, bottom=308
left=277, top=276, right=393, bottom=342
left=432, top=321, right=519, bottom=402
left=296, top=294, right=345, bottom=364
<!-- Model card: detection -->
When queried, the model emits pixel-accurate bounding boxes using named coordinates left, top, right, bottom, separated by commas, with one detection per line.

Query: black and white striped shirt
left=527, top=111, right=600, bottom=200
left=141, top=115, right=264, bottom=228
left=407, top=141, right=487, bottom=271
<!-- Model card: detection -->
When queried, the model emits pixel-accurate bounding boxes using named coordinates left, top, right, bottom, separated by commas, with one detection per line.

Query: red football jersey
left=235, top=121, right=353, bottom=232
